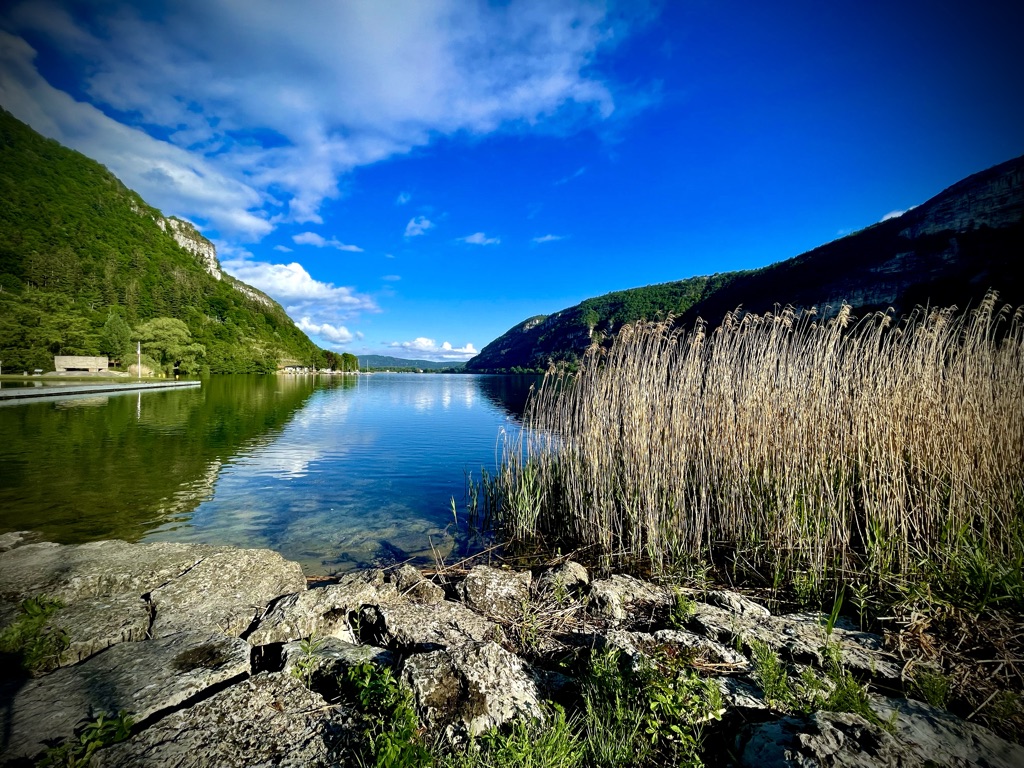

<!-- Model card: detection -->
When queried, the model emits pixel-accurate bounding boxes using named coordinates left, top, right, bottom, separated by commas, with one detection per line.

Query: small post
left=137, top=342, right=141, bottom=381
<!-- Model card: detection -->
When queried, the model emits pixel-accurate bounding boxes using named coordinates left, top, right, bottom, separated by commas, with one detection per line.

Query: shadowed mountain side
left=467, top=154, right=1024, bottom=372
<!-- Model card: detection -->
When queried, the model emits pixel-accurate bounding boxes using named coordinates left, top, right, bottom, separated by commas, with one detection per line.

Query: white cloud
left=395, top=192, right=411, bottom=205
left=1, top=0, right=640, bottom=238
left=880, top=206, right=917, bottom=222
left=405, top=216, right=434, bottom=237
left=273, top=244, right=293, bottom=252
left=296, top=317, right=357, bottom=345
left=459, top=232, right=500, bottom=245
left=382, top=275, right=401, bottom=281
left=293, top=231, right=363, bottom=252
left=532, top=233, right=564, bottom=244
left=390, top=337, right=479, bottom=361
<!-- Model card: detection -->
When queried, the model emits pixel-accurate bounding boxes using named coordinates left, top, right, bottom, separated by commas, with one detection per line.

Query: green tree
left=135, top=317, right=205, bottom=375
left=100, top=310, right=133, bottom=365
left=341, top=353, right=358, bottom=372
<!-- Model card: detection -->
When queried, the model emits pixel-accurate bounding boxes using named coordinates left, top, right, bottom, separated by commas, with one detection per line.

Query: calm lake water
left=0, top=374, right=537, bottom=574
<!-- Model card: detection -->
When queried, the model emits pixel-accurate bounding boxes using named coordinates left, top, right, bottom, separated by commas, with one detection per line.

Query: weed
left=290, top=634, right=326, bottom=689
left=0, top=595, right=69, bottom=674
left=345, top=661, right=432, bottom=768
left=441, top=704, right=584, bottom=768
left=667, top=589, right=696, bottom=629
left=38, top=710, right=135, bottom=767
left=908, top=666, right=950, bottom=709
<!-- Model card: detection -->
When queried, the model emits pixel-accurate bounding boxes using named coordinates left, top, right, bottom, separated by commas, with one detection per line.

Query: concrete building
left=54, top=356, right=109, bottom=373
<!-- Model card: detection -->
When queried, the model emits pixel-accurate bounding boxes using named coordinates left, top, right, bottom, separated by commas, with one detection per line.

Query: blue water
left=0, top=374, right=536, bottom=574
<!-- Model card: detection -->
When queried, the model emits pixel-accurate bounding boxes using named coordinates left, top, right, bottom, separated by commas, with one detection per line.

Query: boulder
left=359, top=601, right=501, bottom=652
left=149, top=547, right=306, bottom=637
left=246, top=571, right=396, bottom=646
left=703, top=589, right=771, bottom=619
left=691, top=602, right=902, bottom=682
left=2, top=631, right=249, bottom=764
left=870, top=696, right=1024, bottom=768
left=390, top=564, right=446, bottom=604
left=587, top=574, right=672, bottom=623
left=282, top=636, right=393, bottom=680
left=738, top=710, right=922, bottom=767
left=652, top=628, right=749, bottom=669
left=456, top=565, right=530, bottom=620
left=536, top=561, right=589, bottom=597
left=92, top=673, right=350, bottom=768
left=402, top=641, right=543, bottom=743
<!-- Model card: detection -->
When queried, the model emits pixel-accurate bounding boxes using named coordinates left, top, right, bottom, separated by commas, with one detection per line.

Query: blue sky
left=2, top=1, right=1022, bottom=361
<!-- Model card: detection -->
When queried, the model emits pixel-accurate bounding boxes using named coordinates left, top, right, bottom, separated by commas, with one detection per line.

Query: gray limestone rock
left=2, top=631, right=249, bottom=764
left=738, top=711, right=923, bottom=768
left=247, top=571, right=396, bottom=646
left=49, top=594, right=152, bottom=668
left=402, top=641, right=543, bottom=743
left=456, top=565, right=530, bottom=620
left=870, top=696, right=1024, bottom=768
left=359, top=600, right=501, bottom=652
left=0, top=540, right=209, bottom=604
left=652, top=628, right=750, bottom=669
left=391, top=565, right=446, bottom=604
left=92, top=673, right=350, bottom=768
left=536, top=561, right=589, bottom=596
left=718, top=676, right=769, bottom=712
left=704, top=589, right=772, bottom=619
left=282, top=636, right=393, bottom=679
left=587, top=574, right=672, bottom=623
left=0, top=530, right=41, bottom=554
left=691, top=602, right=901, bottom=682
left=149, top=547, right=306, bottom=637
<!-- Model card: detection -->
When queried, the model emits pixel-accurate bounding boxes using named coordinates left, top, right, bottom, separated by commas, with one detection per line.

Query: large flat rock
left=2, top=631, right=249, bottom=763
left=51, top=594, right=152, bottom=668
left=149, top=548, right=306, bottom=638
left=93, top=673, right=350, bottom=768
left=359, top=600, right=502, bottom=652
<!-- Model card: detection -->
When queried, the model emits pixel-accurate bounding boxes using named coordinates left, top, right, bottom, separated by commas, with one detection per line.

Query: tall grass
left=489, top=291, right=1024, bottom=591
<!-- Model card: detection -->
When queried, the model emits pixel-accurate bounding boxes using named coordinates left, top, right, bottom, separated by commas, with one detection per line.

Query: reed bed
left=489, top=291, right=1024, bottom=592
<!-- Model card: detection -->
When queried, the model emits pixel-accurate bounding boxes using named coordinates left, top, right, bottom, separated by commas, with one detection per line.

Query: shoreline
left=0, top=380, right=201, bottom=402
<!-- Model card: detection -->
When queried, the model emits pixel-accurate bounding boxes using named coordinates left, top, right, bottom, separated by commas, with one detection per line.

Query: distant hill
left=357, top=355, right=465, bottom=371
left=467, top=154, right=1024, bottom=372
left=0, top=108, right=324, bottom=374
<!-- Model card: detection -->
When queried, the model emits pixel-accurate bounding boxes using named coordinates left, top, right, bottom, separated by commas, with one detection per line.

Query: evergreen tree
left=100, top=310, right=133, bottom=365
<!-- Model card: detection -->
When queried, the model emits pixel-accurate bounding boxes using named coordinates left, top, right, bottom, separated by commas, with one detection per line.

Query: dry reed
left=490, top=291, right=1024, bottom=591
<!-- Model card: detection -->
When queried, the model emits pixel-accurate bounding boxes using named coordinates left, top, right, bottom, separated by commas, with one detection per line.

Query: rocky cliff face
left=468, top=154, right=1024, bottom=372
left=157, top=216, right=223, bottom=280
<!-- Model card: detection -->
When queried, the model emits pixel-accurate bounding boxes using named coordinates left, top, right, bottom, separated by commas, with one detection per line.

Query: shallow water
left=0, top=374, right=537, bottom=574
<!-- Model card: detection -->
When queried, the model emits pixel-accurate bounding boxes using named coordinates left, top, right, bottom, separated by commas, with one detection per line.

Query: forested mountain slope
left=468, top=154, right=1024, bottom=372
left=0, top=108, right=322, bottom=374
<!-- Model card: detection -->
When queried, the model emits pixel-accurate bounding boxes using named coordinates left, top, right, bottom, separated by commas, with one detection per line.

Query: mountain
left=357, top=355, right=466, bottom=371
left=467, top=155, right=1024, bottom=372
left=0, top=108, right=323, bottom=374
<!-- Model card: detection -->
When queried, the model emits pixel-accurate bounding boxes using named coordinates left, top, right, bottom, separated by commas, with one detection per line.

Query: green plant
left=443, top=704, right=584, bottom=768
left=345, top=661, right=432, bottom=768
left=667, top=589, right=696, bottom=629
left=749, top=639, right=791, bottom=710
left=38, top=710, right=135, bottom=767
left=290, top=633, right=326, bottom=689
left=908, top=666, right=950, bottom=709
left=0, top=595, right=69, bottom=674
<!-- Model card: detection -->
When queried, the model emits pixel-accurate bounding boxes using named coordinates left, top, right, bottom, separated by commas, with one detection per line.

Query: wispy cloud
left=273, top=244, right=293, bottom=252
left=382, top=275, right=401, bottom=281
left=395, top=191, right=411, bottom=205
left=1, top=1, right=641, bottom=238
left=531, top=233, right=565, bottom=244
left=555, top=167, right=586, bottom=185
left=458, top=232, right=500, bottom=245
left=293, top=231, right=363, bottom=252
left=405, top=216, right=434, bottom=237
left=390, top=337, right=478, bottom=361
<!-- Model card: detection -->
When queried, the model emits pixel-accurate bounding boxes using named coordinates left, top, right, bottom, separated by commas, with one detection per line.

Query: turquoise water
left=0, top=374, right=536, bottom=574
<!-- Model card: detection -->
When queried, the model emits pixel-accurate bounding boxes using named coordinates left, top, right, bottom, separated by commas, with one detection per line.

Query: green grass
left=0, top=596, right=69, bottom=674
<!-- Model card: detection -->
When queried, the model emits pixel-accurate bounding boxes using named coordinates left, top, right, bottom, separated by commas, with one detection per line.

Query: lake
left=0, top=374, right=537, bottom=574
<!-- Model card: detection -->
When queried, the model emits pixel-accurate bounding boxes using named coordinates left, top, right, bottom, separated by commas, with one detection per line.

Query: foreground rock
left=3, top=631, right=249, bottom=763
left=2, top=534, right=1020, bottom=768
left=93, top=673, right=350, bottom=768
